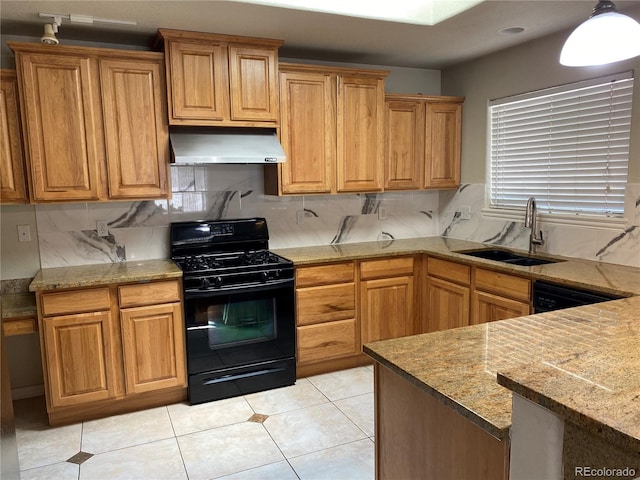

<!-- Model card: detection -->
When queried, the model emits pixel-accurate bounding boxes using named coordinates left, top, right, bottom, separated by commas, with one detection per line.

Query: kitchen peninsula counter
left=363, top=296, right=640, bottom=478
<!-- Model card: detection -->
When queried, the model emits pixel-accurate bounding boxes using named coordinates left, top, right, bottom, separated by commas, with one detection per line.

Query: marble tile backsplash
left=32, top=166, right=639, bottom=269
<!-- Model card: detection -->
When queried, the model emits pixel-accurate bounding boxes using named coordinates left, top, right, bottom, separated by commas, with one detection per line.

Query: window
left=488, top=72, right=633, bottom=219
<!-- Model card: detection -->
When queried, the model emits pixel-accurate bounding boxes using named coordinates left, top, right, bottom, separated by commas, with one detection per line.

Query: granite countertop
left=1, top=292, right=37, bottom=319
left=274, top=236, right=640, bottom=297
left=28, top=259, right=182, bottom=292
left=364, top=296, right=640, bottom=454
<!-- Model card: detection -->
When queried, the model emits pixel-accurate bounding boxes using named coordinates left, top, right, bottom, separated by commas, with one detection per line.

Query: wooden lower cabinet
left=43, top=310, right=117, bottom=408
left=471, top=268, right=531, bottom=325
left=424, top=257, right=471, bottom=332
left=37, top=279, right=186, bottom=425
left=360, top=256, right=415, bottom=344
left=295, top=261, right=363, bottom=376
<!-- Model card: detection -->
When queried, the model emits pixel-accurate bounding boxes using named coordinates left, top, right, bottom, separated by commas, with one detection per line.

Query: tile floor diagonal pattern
left=14, top=366, right=375, bottom=480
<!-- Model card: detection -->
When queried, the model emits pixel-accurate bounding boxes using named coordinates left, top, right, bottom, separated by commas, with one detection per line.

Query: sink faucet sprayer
left=524, top=197, right=544, bottom=254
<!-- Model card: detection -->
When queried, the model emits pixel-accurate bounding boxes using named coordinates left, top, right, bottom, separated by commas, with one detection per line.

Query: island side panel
left=375, top=363, right=510, bottom=480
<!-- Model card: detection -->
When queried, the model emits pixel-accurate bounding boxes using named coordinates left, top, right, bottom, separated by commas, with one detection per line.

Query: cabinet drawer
left=2, top=317, right=37, bottom=336
left=40, top=288, right=111, bottom=316
left=474, top=268, right=530, bottom=303
left=359, top=256, right=414, bottom=280
left=296, top=262, right=354, bottom=288
left=427, top=257, right=470, bottom=285
left=118, top=280, right=181, bottom=308
left=296, top=283, right=355, bottom=326
left=297, top=319, right=357, bottom=364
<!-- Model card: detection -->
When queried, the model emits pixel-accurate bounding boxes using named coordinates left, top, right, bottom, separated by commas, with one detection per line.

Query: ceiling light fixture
left=38, top=12, right=137, bottom=27
left=41, top=16, right=61, bottom=45
left=560, top=0, right=640, bottom=66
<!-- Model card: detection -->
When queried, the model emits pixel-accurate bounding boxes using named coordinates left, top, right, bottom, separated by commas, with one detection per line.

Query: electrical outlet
left=378, top=207, right=387, bottom=220
left=460, top=206, right=472, bottom=220
left=296, top=210, right=305, bottom=225
left=17, top=225, right=31, bottom=242
left=97, top=220, right=109, bottom=237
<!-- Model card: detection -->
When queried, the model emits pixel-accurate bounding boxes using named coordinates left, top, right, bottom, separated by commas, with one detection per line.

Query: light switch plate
left=97, top=221, right=109, bottom=237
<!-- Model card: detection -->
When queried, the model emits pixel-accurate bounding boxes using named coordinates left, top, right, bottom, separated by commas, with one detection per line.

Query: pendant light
left=560, top=0, right=640, bottom=66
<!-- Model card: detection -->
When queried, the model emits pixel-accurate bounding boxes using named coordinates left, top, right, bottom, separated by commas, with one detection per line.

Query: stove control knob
left=213, top=276, right=223, bottom=287
left=260, top=271, right=269, bottom=282
left=201, top=278, right=210, bottom=289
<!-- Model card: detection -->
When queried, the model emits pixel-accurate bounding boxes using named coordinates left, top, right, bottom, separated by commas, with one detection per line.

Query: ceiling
left=2, top=0, right=640, bottom=69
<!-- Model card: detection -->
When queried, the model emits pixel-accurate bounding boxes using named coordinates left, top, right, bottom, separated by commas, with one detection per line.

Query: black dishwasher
left=532, top=281, right=622, bottom=313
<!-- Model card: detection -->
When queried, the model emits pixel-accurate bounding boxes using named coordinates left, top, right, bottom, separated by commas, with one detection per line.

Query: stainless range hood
left=170, top=128, right=286, bottom=165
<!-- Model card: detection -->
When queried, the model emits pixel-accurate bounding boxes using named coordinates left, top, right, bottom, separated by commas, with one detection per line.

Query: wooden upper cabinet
left=0, top=70, right=27, bottom=203
left=337, top=75, right=385, bottom=192
left=384, top=99, right=425, bottom=190
left=277, top=68, right=336, bottom=194
left=425, top=100, right=462, bottom=188
left=14, top=50, right=105, bottom=202
left=9, top=42, right=171, bottom=203
left=157, top=29, right=282, bottom=126
left=384, top=94, right=464, bottom=191
left=100, top=57, right=169, bottom=199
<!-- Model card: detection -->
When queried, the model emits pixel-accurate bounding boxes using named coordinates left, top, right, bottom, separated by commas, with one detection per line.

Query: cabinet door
left=337, top=75, right=385, bottom=192
left=120, top=303, right=186, bottom=395
left=384, top=99, right=424, bottom=190
left=296, top=283, right=355, bottom=326
left=425, top=276, right=470, bottom=332
left=43, top=311, right=117, bottom=408
left=100, top=57, right=169, bottom=199
left=167, top=41, right=230, bottom=123
left=0, top=70, right=27, bottom=203
left=297, top=319, right=358, bottom=364
left=279, top=70, right=336, bottom=194
left=425, top=102, right=461, bottom=188
left=17, top=53, right=104, bottom=201
left=361, top=276, right=414, bottom=344
left=229, top=45, right=279, bottom=122
left=471, top=291, right=530, bottom=325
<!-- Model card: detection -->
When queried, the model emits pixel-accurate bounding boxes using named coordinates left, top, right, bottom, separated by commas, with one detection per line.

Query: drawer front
left=41, top=288, right=111, bottom=316
left=118, top=280, right=181, bottom=308
left=297, top=319, right=357, bottom=364
left=296, top=262, right=355, bottom=288
left=296, top=283, right=355, bottom=326
left=3, top=317, right=37, bottom=336
left=359, top=256, right=414, bottom=280
left=427, top=257, right=471, bottom=285
left=474, top=268, right=530, bottom=302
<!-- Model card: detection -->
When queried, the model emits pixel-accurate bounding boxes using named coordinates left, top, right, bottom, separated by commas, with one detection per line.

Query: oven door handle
left=202, top=367, right=287, bottom=385
left=184, top=278, right=293, bottom=298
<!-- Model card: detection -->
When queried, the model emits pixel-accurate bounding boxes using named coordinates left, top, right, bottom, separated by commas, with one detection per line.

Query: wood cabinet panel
left=16, top=52, right=104, bottom=201
left=2, top=316, right=37, bottom=336
left=228, top=46, right=278, bottom=122
left=167, top=40, right=229, bottom=121
left=100, top=58, right=169, bottom=199
left=296, top=283, right=355, bottom=326
left=295, top=262, right=354, bottom=287
left=361, top=275, right=414, bottom=344
left=0, top=70, right=27, bottom=203
left=337, top=75, right=385, bottom=192
left=471, top=290, right=530, bottom=325
left=427, top=257, right=471, bottom=285
left=475, top=268, right=530, bottom=302
left=118, top=281, right=181, bottom=308
left=43, top=310, right=116, bottom=408
left=425, top=102, right=462, bottom=188
left=297, top=319, right=357, bottom=364
left=360, top=256, right=414, bottom=280
left=277, top=70, right=336, bottom=194
left=120, top=302, right=186, bottom=394
left=384, top=99, right=424, bottom=190
left=41, top=288, right=111, bottom=316
left=425, top=276, right=470, bottom=332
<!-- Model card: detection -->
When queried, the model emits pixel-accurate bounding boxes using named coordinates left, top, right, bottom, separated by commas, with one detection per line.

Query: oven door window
left=186, top=290, right=280, bottom=349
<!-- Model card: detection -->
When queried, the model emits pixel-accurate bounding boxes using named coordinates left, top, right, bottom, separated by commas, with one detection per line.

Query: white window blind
left=489, top=72, right=633, bottom=218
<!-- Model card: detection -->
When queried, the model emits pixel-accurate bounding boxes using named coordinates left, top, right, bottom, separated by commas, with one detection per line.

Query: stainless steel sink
left=456, top=248, right=563, bottom=266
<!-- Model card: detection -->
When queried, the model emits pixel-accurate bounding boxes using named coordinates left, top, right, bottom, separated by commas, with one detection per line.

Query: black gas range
left=170, top=218, right=296, bottom=404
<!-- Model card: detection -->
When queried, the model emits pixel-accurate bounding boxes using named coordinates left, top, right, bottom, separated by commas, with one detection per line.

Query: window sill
left=481, top=208, right=628, bottom=230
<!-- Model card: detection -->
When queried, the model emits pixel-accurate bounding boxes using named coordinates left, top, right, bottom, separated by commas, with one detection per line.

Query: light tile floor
left=14, top=366, right=375, bottom=480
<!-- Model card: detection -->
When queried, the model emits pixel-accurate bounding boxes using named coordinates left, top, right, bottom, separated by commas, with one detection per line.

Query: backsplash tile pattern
left=35, top=165, right=440, bottom=268
left=32, top=167, right=639, bottom=269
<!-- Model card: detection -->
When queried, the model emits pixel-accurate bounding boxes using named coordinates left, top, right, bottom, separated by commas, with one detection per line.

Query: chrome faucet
left=524, top=197, right=544, bottom=254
